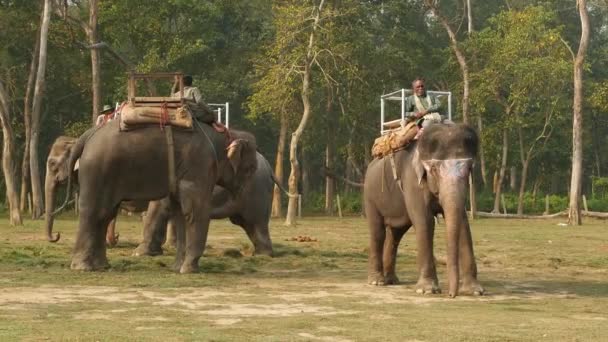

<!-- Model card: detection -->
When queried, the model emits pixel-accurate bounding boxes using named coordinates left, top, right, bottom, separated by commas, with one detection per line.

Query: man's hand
left=416, top=110, right=427, bottom=119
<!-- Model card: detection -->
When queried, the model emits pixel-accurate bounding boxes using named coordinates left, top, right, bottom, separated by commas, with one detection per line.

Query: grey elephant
left=57, top=119, right=258, bottom=273
left=45, top=136, right=77, bottom=242
left=45, top=136, right=147, bottom=246
left=364, top=123, right=484, bottom=298
left=46, top=137, right=276, bottom=256
left=133, top=151, right=276, bottom=257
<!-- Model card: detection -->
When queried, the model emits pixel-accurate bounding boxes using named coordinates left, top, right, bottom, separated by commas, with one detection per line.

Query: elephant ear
left=412, top=148, right=426, bottom=186
left=226, top=139, right=244, bottom=174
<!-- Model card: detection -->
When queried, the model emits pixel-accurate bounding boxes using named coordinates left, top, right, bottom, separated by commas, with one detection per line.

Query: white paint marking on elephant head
left=424, top=158, right=473, bottom=182
left=413, top=147, right=473, bottom=187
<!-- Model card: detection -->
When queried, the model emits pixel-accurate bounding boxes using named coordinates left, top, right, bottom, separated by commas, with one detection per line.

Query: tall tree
left=0, top=80, right=23, bottom=225
left=29, top=0, right=52, bottom=219
left=20, top=24, right=41, bottom=213
left=285, top=0, right=327, bottom=226
left=424, top=0, right=477, bottom=216
left=55, top=0, right=101, bottom=123
left=568, top=0, right=590, bottom=225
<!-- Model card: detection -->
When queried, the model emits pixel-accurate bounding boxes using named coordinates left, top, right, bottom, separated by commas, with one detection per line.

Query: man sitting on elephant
left=405, top=78, right=449, bottom=130
left=172, top=75, right=215, bottom=124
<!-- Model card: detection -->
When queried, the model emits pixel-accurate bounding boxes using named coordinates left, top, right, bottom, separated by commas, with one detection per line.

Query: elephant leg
left=178, top=180, right=212, bottom=274
left=411, top=213, right=440, bottom=294
left=171, top=204, right=187, bottom=273
left=458, top=216, right=484, bottom=295
left=383, top=225, right=409, bottom=285
left=133, top=198, right=170, bottom=257
left=105, top=218, right=119, bottom=248
left=71, top=203, right=117, bottom=271
left=235, top=219, right=273, bottom=257
left=366, top=207, right=386, bottom=286
left=166, top=221, right=176, bottom=247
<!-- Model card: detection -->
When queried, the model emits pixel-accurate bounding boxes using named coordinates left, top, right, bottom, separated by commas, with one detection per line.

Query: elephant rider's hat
left=101, top=104, right=114, bottom=114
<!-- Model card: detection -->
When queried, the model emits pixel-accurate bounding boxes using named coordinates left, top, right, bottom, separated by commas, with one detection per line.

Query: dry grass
left=0, top=213, right=606, bottom=341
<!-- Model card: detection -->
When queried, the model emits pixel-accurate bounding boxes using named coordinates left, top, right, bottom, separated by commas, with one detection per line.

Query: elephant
left=364, top=123, right=484, bottom=298
left=132, top=151, right=276, bottom=257
left=45, top=136, right=278, bottom=256
left=46, top=137, right=277, bottom=256
left=57, top=119, right=258, bottom=273
left=44, top=136, right=145, bottom=247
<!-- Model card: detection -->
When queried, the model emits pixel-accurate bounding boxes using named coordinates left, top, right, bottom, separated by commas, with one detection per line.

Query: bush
left=303, top=190, right=363, bottom=215
left=476, top=191, right=608, bottom=214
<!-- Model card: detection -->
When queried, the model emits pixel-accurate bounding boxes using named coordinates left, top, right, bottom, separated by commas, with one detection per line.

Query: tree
left=0, top=80, right=23, bottom=225
left=468, top=5, right=570, bottom=213
left=424, top=0, right=477, bottom=216
left=568, top=0, right=590, bottom=225
left=29, top=0, right=52, bottom=219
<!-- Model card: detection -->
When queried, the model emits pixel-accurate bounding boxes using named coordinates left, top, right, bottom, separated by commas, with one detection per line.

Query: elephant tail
left=52, top=127, right=96, bottom=218
left=270, top=172, right=299, bottom=198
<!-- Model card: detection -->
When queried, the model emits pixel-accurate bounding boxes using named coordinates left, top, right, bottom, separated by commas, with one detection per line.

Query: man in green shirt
left=405, top=77, right=445, bottom=128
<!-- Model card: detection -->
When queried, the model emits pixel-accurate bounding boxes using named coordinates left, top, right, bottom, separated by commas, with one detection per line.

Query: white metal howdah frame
left=380, top=89, right=452, bottom=134
left=208, top=102, right=230, bottom=127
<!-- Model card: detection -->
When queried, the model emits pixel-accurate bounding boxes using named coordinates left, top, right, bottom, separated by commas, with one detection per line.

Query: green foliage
left=63, top=120, right=91, bottom=138
left=591, top=177, right=608, bottom=200
left=476, top=190, right=608, bottom=214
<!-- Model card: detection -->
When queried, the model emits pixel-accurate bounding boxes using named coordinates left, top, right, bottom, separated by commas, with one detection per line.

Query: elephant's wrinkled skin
left=133, top=151, right=274, bottom=257
left=364, top=124, right=483, bottom=297
left=62, top=120, right=257, bottom=273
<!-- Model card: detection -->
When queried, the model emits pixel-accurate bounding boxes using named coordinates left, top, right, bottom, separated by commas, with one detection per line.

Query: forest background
left=0, top=0, right=606, bottom=226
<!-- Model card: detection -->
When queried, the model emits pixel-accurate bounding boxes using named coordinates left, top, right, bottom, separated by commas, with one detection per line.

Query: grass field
left=0, top=214, right=606, bottom=341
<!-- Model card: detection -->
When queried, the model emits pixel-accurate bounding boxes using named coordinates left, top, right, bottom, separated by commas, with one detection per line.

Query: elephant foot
left=106, top=233, right=120, bottom=248
left=253, top=247, right=274, bottom=257
left=415, top=278, right=441, bottom=295
left=179, top=259, right=200, bottom=274
left=460, top=278, right=485, bottom=296
left=132, top=243, right=163, bottom=257
left=70, top=254, right=109, bottom=271
left=383, top=273, right=400, bottom=285
left=367, top=272, right=385, bottom=286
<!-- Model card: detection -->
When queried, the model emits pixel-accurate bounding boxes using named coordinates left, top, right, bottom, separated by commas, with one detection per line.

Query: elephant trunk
left=437, top=159, right=472, bottom=298
left=44, top=168, right=60, bottom=242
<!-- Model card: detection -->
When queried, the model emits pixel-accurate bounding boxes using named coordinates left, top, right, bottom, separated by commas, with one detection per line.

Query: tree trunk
left=425, top=0, right=470, bottom=122
left=568, top=0, right=589, bottom=226
left=517, top=160, right=529, bottom=216
left=29, top=0, right=52, bottom=220
left=492, top=129, right=508, bottom=213
left=285, top=63, right=312, bottom=226
left=0, top=82, right=23, bottom=225
left=301, top=150, right=310, bottom=199
left=591, top=113, right=601, bottom=177
left=20, top=31, right=40, bottom=213
left=477, top=116, right=488, bottom=187
left=509, top=166, right=517, bottom=191
left=271, top=113, right=288, bottom=218
left=285, top=0, right=325, bottom=226
left=324, top=92, right=335, bottom=215
left=88, top=0, right=101, bottom=124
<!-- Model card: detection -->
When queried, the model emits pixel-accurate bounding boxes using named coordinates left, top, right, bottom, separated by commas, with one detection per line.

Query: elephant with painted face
left=133, top=151, right=276, bottom=257
left=364, top=123, right=484, bottom=298
left=58, top=119, right=258, bottom=273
